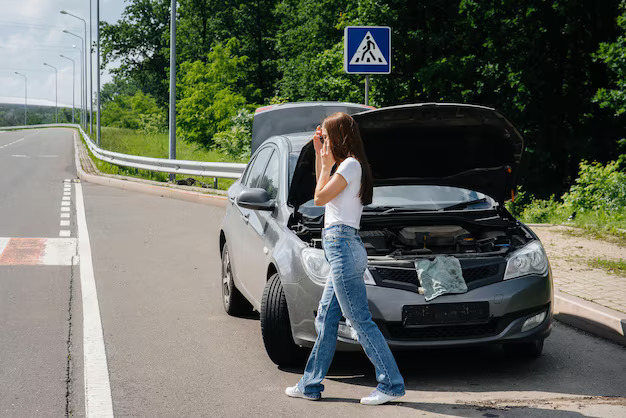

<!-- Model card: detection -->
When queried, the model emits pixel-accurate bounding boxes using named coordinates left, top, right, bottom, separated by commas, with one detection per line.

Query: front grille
left=383, top=321, right=499, bottom=340
left=370, top=263, right=501, bottom=288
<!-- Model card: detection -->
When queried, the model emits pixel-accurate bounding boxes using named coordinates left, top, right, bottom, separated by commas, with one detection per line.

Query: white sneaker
left=285, top=385, right=321, bottom=401
left=360, top=389, right=403, bottom=405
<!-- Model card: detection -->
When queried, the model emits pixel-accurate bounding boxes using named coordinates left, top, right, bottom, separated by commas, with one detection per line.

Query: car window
left=256, top=150, right=280, bottom=200
left=245, top=147, right=273, bottom=188
left=369, top=185, right=495, bottom=210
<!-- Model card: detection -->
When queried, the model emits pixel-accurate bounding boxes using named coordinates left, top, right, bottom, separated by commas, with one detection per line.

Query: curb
left=554, top=290, right=626, bottom=346
left=72, top=132, right=227, bottom=208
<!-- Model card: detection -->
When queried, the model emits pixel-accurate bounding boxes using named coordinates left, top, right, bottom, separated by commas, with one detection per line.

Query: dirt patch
left=529, top=225, right=626, bottom=313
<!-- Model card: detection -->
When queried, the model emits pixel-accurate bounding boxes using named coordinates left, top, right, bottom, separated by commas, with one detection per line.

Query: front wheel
left=503, top=338, right=544, bottom=359
left=260, top=273, right=303, bottom=367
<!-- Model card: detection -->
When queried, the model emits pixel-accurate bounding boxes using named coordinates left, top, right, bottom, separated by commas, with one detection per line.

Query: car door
left=229, top=147, right=274, bottom=301
left=239, top=145, right=282, bottom=305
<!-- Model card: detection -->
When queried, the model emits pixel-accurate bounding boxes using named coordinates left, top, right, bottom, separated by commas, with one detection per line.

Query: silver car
left=219, top=102, right=552, bottom=367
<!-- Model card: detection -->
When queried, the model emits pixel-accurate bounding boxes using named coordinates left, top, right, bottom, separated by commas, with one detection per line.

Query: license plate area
left=402, top=302, right=490, bottom=327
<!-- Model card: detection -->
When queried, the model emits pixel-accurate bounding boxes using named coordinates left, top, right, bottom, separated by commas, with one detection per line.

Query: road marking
left=75, top=182, right=114, bottom=417
left=63, top=196, right=71, bottom=201
left=10, top=154, right=29, bottom=158
left=62, top=201, right=70, bottom=207
left=61, top=207, right=70, bottom=212
left=59, top=230, right=70, bottom=237
left=0, top=137, right=24, bottom=149
left=0, top=238, right=77, bottom=265
left=61, top=220, right=70, bottom=227
left=64, top=192, right=71, bottom=197
left=61, top=213, right=70, bottom=218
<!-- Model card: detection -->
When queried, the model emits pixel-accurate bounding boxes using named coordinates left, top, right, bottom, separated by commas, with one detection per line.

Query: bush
left=563, top=159, right=626, bottom=212
left=518, top=196, right=568, bottom=224
left=212, top=108, right=253, bottom=160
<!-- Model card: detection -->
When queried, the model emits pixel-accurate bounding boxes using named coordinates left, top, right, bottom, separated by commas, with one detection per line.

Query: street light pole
left=14, top=72, right=27, bottom=125
left=60, top=55, right=76, bottom=123
left=89, top=0, right=94, bottom=139
left=73, top=44, right=85, bottom=130
left=43, top=63, right=58, bottom=124
left=96, top=0, right=101, bottom=145
left=60, top=10, right=88, bottom=133
left=169, top=0, right=177, bottom=182
left=64, top=30, right=86, bottom=128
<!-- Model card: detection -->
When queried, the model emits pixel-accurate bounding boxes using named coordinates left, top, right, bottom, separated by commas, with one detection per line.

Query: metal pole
left=60, top=11, right=88, bottom=129
left=168, top=0, right=177, bottom=182
left=96, top=0, right=101, bottom=145
left=74, top=45, right=84, bottom=129
left=60, top=55, right=75, bottom=123
left=15, top=72, right=27, bottom=125
left=44, top=63, right=58, bottom=123
left=89, top=0, right=94, bottom=139
left=364, top=75, right=370, bottom=106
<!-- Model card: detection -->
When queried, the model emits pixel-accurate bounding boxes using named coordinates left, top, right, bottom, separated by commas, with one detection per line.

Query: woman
left=285, top=112, right=405, bottom=405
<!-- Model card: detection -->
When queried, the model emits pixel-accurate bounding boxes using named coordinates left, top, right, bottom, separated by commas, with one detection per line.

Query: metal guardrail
left=0, top=123, right=247, bottom=180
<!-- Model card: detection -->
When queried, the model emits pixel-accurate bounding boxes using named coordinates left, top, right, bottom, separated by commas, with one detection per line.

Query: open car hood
left=288, top=103, right=524, bottom=209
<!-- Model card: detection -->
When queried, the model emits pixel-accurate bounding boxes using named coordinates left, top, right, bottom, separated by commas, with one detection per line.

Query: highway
left=1, top=128, right=625, bottom=417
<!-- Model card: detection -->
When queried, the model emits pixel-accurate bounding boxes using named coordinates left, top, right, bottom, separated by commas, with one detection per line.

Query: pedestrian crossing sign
left=344, top=26, right=391, bottom=74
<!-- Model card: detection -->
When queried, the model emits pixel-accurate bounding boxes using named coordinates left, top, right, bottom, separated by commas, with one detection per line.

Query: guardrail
left=0, top=123, right=247, bottom=180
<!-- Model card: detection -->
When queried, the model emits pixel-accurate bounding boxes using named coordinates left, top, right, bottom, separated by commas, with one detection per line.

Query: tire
left=260, top=273, right=303, bottom=367
left=221, top=243, right=251, bottom=316
left=503, top=338, right=544, bottom=359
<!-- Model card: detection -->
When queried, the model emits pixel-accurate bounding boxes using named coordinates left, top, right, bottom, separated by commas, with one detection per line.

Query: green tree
left=594, top=1, right=626, bottom=116
left=101, top=91, right=166, bottom=133
left=177, top=39, right=253, bottom=147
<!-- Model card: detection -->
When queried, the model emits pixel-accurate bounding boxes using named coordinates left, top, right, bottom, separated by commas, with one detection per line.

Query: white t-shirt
left=324, top=157, right=363, bottom=229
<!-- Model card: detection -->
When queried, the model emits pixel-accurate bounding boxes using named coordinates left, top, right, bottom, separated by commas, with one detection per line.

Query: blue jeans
left=298, top=224, right=405, bottom=398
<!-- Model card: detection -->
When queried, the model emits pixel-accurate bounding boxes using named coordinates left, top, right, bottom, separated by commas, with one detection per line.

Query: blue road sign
left=344, top=26, right=391, bottom=74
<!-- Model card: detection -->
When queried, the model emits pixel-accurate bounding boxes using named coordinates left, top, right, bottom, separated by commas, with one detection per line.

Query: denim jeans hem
left=375, top=386, right=406, bottom=397
left=297, top=382, right=322, bottom=399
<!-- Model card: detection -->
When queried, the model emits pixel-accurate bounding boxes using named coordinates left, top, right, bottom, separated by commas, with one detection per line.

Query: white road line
left=61, top=207, right=70, bottom=212
left=0, top=138, right=25, bottom=149
left=62, top=201, right=70, bottom=207
left=59, top=230, right=70, bottom=237
left=75, top=182, right=114, bottom=417
left=10, top=154, right=29, bottom=158
left=60, top=220, right=70, bottom=227
left=64, top=192, right=71, bottom=197
left=61, top=213, right=70, bottom=218
left=63, top=196, right=71, bottom=201
left=0, top=237, right=9, bottom=257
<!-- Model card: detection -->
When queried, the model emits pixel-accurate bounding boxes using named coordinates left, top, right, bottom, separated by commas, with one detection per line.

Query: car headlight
left=301, top=248, right=331, bottom=283
left=301, top=247, right=377, bottom=285
left=504, top=240, right=549, bottom=280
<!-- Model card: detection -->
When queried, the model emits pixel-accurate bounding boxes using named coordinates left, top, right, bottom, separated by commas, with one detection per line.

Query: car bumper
left=285, top=272, right=553, bottom=350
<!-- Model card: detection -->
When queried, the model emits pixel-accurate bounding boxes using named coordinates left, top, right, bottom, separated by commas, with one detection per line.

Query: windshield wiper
left=441, top=198, right=488, bottom=211
left=363, top=206, right=435, bottom=215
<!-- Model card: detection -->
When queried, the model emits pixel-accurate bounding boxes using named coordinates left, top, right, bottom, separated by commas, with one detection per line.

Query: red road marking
left=0, top=238, right=45, bottom=265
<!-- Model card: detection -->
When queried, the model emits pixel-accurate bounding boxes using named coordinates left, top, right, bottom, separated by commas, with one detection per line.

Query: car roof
left=280, top=132, right=314, bottom=154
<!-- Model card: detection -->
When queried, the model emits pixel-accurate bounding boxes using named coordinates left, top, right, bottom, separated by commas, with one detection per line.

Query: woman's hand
left=320, top=138, right=335, bottom=169
left=313, top=125, right=323, bottom=155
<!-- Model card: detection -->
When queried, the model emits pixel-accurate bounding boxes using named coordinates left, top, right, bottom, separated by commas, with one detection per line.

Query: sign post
left=344, top=26, right=391, bottom=106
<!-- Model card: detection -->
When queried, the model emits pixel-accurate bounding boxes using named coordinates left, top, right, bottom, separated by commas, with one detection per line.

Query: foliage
left=101, top=91, right=166, bottom=133
left=588, top=258, right=626, bottom=275
left=563, top=159, right=626, bottom=212
left=212, top=108, right=254, bottom=160
left=593, top=1, right=626, bottom=116
left=176, top=39, right=252, bottom=147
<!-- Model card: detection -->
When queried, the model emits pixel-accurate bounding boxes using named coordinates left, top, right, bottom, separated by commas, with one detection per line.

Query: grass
left=588, top=257, right=626, bottom=276
left=92, top=127, right=247, bottom=191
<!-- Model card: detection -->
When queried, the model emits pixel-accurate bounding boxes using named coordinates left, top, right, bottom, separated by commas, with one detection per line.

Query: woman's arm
left=314, top=140, right=347, bottom=206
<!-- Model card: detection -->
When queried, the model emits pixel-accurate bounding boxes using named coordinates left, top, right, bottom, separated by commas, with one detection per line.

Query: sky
left=0, top=0, right=126, bottom=108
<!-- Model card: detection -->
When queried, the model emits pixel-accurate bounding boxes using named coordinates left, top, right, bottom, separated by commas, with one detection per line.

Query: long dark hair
left=322, top=112, right=374, bottom=205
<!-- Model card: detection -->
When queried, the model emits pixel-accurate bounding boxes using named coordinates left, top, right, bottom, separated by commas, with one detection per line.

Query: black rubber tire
left=221, top=243, right=252, bottom=316
left=260, top=273, right=303, bottom=367
left=503, top=338, right=544, bottom=359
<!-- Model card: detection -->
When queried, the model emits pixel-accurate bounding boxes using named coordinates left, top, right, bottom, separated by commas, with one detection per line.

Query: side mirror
left=237, top=188, right=275, bottom=211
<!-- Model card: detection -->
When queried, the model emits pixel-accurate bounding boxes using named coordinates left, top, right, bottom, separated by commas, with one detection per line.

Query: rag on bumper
left=415, top=256, right=468, bottom=301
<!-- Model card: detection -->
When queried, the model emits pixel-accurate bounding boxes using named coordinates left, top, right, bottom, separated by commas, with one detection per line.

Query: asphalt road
left=1, top=128, right=625, bottom=417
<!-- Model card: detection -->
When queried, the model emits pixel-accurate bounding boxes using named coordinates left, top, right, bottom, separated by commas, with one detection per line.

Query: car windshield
left=368, top=185, right=495, bottom=211
left=288, top=152, right=495, bottom=211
